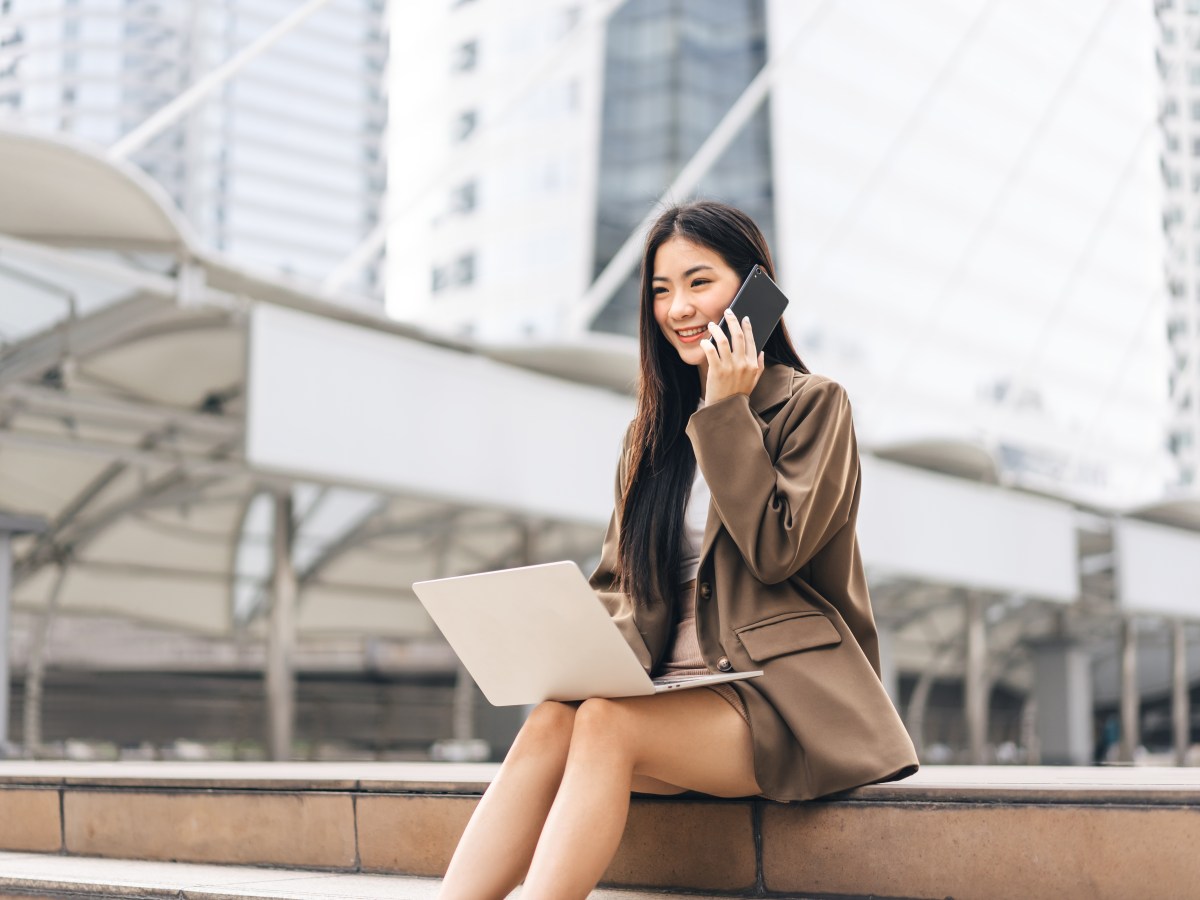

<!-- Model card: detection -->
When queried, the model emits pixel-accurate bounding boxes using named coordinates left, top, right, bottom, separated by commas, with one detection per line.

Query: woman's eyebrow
left=652, top=264, right=715, bottom=282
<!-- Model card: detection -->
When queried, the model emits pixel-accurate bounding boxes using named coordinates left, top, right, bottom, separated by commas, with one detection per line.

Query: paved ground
left=0, top=852, right=737, bottom=900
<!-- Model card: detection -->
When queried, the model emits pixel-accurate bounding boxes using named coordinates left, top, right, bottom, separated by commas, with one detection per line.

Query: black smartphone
left=718, top=265, right=790, bottom=355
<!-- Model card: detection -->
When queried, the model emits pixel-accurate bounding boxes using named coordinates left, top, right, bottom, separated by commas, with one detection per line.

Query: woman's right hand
left=702, top=308, right=765, bottom=404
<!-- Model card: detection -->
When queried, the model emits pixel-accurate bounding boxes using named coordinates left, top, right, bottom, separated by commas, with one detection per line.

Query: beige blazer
left=590, top=363, right=919, bottom=801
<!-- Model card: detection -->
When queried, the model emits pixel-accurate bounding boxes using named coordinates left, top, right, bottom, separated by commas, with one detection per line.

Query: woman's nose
left=670, top=297, right=694, bottom=319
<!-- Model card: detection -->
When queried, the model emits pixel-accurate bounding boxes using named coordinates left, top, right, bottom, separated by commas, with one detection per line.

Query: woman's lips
left=676, top=325, right=709, bottom=344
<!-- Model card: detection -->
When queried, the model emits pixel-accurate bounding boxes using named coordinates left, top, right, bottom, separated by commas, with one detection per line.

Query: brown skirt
left=658, top=580, right=749, bottom=725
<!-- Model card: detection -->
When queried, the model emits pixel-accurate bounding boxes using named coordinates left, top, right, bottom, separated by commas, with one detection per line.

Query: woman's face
left=651, top=236, right=742, bottom=368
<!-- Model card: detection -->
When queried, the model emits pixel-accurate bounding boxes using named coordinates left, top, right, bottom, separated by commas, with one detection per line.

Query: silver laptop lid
left=413, top=561, right=656, bottom=706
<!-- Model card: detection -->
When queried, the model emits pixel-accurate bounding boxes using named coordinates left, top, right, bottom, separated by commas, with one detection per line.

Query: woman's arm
left=686, top=377, right=858, bottom=586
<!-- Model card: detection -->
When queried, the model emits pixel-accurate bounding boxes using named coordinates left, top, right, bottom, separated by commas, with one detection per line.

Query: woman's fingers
left=706, top=319, right=730, bottom=358
left=723, top=309, right=745, bottom=357
left=741, top=315, right=757, bottom=361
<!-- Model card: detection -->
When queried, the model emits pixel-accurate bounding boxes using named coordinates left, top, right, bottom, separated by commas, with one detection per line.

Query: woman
left=439, top=200, right=918, bottom=899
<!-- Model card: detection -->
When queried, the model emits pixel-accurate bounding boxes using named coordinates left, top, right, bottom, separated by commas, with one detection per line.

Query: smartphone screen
left=718, top=265, right=790, bottom=355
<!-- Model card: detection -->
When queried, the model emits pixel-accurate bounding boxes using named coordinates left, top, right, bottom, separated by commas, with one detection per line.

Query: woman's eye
left=653, top=286, right=668, bottom=295
left=691, top=279, right=710, bottom=287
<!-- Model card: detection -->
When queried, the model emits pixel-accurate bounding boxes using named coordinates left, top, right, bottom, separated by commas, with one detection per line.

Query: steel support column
left=0, top=533, right=10, bottom=754
left=877, top=623, right=899, bottom=703
left=266, top=491, right=296, bottom=761
left=964, top=592, right=988, bottom=764
left=1172, top=619, right=1189, bottom=767
left=1119, top=617, right=1139, bottom=763
left=1032, top=638, right=1093, bottom=765
left=0, top=513, right=48, bottom=756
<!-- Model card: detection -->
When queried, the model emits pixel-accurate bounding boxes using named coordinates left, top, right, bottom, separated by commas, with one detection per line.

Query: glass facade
left=591, top=0, right=775, bottom=336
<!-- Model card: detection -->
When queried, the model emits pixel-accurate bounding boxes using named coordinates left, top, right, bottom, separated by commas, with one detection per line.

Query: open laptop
left=412, top=560, right=762, bottom=707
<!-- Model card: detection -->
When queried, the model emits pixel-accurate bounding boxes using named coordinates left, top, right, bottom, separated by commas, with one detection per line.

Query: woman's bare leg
left=519, top=689, right=759, bottom=900
left=439, top=700, right=577, bottom=900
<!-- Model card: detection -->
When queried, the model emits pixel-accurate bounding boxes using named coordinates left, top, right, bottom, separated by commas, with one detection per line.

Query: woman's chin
left=674, top=343, right=705, bottom=366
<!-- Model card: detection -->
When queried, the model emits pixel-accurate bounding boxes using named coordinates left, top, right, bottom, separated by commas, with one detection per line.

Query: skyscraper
left=0, top=0, right=388, bottom=295
left=1157, top=0, right=1200, bottom=488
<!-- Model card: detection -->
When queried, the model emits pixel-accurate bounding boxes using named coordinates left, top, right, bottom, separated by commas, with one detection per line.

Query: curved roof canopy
left=0, top=126, right=196, bottom=251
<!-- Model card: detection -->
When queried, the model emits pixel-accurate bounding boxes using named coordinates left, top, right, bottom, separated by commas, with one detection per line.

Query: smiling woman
left=437, top=200, right=917, bottom=900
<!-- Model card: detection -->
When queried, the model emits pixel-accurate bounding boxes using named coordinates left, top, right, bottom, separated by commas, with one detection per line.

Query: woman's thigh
left=574, top=688, right=760, bottom=799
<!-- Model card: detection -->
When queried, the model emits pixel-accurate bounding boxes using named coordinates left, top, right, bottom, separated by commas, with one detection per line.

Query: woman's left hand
left=702, top=308, right=765, bottom=404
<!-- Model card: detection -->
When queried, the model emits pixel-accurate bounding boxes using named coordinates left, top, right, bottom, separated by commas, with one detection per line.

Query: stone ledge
left=1, top=764, right=1198, bottom=898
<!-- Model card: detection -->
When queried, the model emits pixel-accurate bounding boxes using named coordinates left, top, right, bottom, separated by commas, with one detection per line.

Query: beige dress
left=657, top=579, right=749, bottom=724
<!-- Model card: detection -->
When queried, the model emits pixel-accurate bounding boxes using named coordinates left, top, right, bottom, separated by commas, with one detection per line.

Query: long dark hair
left=616, top=200, right=809, bottom=608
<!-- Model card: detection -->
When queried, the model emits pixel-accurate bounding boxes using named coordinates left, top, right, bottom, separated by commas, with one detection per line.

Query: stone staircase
left=1, top=761, right=1197, bottom=899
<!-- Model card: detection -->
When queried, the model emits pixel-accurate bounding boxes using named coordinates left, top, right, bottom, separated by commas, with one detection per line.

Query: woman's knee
left=570, top=698, right=635, bottom=757
left=508, top=700, right=577, bottom=760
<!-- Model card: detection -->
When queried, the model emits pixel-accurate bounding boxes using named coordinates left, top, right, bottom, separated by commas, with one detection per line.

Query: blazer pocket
left=735, top=611, right=842, bottom=662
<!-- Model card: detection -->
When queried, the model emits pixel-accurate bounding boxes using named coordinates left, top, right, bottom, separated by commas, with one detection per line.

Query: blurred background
left=0, top=0, right=1196, bottom=769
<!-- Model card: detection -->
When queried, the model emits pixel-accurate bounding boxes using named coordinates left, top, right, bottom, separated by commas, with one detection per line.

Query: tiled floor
left=0, top=851, right=736, bottom=900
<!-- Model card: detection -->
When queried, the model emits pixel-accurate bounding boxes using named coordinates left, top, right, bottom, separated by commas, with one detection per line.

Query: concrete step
left=0, top=852, right=740, bottom=899
left=1, top=761, right=1199, bottom=899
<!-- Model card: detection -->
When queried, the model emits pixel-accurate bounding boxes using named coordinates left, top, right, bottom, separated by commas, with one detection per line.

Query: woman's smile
left=675, top=324, right=710, bottom=343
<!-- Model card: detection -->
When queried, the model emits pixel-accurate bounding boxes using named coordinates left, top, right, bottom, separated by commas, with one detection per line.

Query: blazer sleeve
left=587, top=429, right=653, bottom=673
left=686, top=377, right=858, bottom=585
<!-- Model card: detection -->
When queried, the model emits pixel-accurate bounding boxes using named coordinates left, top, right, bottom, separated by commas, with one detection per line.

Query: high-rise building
left=387, top=0, right=774, bottom=341
left=1156, top=0, right=1200, bottom=488
left=0, top=0, right=388, bottom=295
left=390, top=0, right=1165, bottom=506
left=590, top=0, right=774, bottom=336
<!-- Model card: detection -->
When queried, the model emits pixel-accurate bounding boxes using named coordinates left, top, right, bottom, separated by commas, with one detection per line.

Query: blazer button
left=717, top=656, right=733, bottom=672
left=699, top=582, right=712, bottom=600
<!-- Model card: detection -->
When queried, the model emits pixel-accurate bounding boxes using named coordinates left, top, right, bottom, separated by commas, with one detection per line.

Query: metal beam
left=0, top=431, right=243, bottom=479
left=0, top=234, right=180, bottom=300
left=1, top=383, right=241, bottom=442
left=0, top=293, right=174, bottom=388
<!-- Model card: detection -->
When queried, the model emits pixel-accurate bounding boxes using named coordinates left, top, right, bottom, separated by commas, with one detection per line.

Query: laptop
left=412, top=560, right=762, bottom=707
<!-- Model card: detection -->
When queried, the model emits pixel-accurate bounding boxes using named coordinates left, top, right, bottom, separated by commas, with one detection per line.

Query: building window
left=431, top=251, right=477, bottom=293
left=452, top=40, right=478, bottom=72
left=449, top=180, right=477, bottom=213
left=454, top=252, right=475, bottom=286
left=452, top=109, right=477, bottom=142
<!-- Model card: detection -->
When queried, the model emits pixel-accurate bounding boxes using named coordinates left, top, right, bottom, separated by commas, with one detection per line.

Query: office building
left=1156, top=0, right=1200, bottom=488
left=0, top=0, right=388, bottom=294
